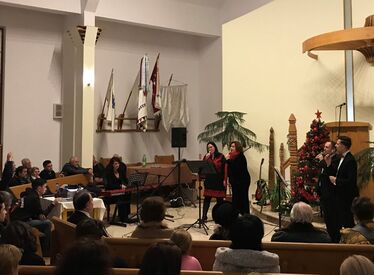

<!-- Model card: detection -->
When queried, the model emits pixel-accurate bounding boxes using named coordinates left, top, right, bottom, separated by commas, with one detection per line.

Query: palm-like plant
left=197, top=111, right=268, bottom=152
left=356, top=144, right=374, bottom=190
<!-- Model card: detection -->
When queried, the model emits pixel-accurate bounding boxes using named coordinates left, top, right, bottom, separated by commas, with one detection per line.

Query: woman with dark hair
left=225, top=141, right=251, bottom=214
left=104, top=156, right=131, bottom=223
left=9, top=166, right=29, bottom=187
left=209, top=201, right=239, bottom=240
left=340, top=197, right=374, bottom=244
left=2, top=221, right=45, bottom=265
left=0, top=153, right=16, bottom=191
left=55, top=238, right=113, bottom=275
left=213, top=214, right=279, bottom=272
left=202, top=141, right=226, bottom=221
left=139, top=240, right=182, bottom=275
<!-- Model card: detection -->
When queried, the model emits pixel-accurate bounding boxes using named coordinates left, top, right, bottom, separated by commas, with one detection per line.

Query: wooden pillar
left=268, top=127, right=275, bottom=190
left=279, top=143, right=285, bottom=177
left=287, top=114, right=298, bottom=187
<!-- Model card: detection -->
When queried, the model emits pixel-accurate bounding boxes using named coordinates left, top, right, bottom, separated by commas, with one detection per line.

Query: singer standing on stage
left=202, top=142, right=226, bottom=221
left=225, top=141, right=251, bottom=214
left=329, top=136, right=359, bottom=239
left=316, top=141, right=340, bottom=242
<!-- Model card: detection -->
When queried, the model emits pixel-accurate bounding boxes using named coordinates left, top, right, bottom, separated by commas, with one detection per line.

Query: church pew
left=50, top=216, right=374, bottom=275
left=46, top=173, right=91, bottom=193
left=50, top=217, right=76, bottom=264
left=9, top=174, right=91, bottom=199
left=18, top=266, right=316, bottom=275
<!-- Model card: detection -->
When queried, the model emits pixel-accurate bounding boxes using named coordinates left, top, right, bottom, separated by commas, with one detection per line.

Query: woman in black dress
left=202, top=141, right=226, bottom=221
left=104, top=157, right=131, bottom=223
left=225, top=141, right=251, bottom=214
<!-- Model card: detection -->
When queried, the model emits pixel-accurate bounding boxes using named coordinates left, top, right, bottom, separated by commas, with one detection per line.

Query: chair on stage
left=154, top=155, right=175, bottom=164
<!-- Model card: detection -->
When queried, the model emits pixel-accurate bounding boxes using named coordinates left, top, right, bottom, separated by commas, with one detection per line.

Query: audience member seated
left=170, top=229, right=202, bottom=271
left=9, top=166, right=29, bottom=187
left=271, top=201, right=331, bottom=243
left=68, top=190, right=94, bottom=225
left=138, top=240, right=182, bottom=275
left=2, top=221, right=45, bottom=265
left=93, top=155, right=105, bottom=184
left=21, top=158, right=32, bottom=182
left=340, top=255, right=374, bottom=275
left=30, top=167, right=40, bottom=180
left=39, top=160, right=57, bottom=180
left=0, top=195, right=7, bottom=239
left=55, top=238, right=112, bottom=275
left=0, top=191, right=15, bottom=226
left=76, top=219, right=109, bottom=239
left=0, top=152, right=16, bottom=191
left=75, top=219, right=128, bottom=268
left=131, top=196, right=174, bottom=239
left=61, top=156, right=93, bottom=176
left=210, top=201, right=239, bottom=240
left=0, top=244, right=22, bottom=275
left=104, top=156, right=131, bottom=224
left=213, top=214, right=280, bottom=273
left=340, top=196, right=374, bottom=244
left=10, top=178, right=59, bottom=256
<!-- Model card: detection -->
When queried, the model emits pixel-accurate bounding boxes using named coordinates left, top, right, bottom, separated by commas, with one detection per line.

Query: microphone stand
left=337, top=104, right=344, bottom=137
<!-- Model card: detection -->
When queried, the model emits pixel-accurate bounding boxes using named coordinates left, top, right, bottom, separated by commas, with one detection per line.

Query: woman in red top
left=202, top=142, right=226, bottom=221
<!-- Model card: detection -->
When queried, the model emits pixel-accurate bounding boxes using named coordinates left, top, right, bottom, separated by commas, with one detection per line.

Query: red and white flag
left=137, top=55, right=149, bottom=131
left=150, top=54, right=161, bottom=116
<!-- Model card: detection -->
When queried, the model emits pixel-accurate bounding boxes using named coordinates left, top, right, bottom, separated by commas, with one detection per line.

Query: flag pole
left=97, top=69, right=113, bottom=131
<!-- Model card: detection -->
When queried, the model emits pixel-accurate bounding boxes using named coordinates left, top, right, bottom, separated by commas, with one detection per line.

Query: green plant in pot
left=355, top=145, right=374, bottom=200
left=197, top=111, right=267, bottom=151
left=270, top=177, right=291, bottom=213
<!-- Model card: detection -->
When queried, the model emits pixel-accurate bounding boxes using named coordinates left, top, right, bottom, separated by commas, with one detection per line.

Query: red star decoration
left=315, top=110, right=322, bottom=119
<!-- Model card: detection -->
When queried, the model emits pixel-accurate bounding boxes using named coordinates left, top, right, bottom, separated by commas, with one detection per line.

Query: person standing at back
left=329, top=136, right=359, bottom=234
left=225, top=141, right=251, bottom=214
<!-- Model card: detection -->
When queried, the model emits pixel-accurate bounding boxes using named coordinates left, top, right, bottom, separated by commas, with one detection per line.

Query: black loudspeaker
left=171, top=127, right=187, bottom=148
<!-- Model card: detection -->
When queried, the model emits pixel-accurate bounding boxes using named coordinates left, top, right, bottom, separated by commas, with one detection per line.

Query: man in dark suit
left=68, top=190, right=94, bottom=225
left=329, top=136, right=359, bottom=240
left=316, top=141, right=340, bottom=242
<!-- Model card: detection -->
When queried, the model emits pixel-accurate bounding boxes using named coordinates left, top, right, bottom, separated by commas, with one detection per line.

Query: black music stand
left=128, top=172, right=148, bottom=223
left=185, top=160, right=216, bottom=235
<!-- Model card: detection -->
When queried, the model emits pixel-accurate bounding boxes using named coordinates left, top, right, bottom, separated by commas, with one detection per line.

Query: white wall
left=223, top=0, right=374, bottom=196
left=0, top=6, right=63, bottom=168
left=94, top=20, right=222, bottom=164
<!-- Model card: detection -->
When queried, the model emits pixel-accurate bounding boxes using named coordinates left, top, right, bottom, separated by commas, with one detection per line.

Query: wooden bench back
left=50, top=217, right=76, bottom=264
left=154, top=154, right=175, bottom=164
left=47, top=174, right=90, bottom=192
left=8, top=174, right=90, bottom=199
left=51, top=218, right=374, bottom=275
left=9, top=183, right=32, bottom=199
left=18, top=266, right=312, bottom=275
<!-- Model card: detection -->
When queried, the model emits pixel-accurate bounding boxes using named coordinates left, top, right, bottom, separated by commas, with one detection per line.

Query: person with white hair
left=340, top=255, right=374, bottom=275
left=271, top=201, right=331, bottom=243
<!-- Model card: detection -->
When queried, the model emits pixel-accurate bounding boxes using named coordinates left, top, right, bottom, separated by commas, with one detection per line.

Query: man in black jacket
left=61, top=156, right=93, bottom=177
left=11, top=178, right=60, bottom=256
left=329, top=136, right=359, bottom=236
left=316, top=141, right=340, bottom=242
left=68, top=190, right=93, bottom=225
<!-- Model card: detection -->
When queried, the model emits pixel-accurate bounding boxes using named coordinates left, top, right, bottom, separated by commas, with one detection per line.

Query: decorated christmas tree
left=292, top=110, right=330, bottom=203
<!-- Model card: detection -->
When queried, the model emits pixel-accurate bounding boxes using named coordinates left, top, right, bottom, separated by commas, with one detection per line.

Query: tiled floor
left=106, top=202, right=281, bottom=242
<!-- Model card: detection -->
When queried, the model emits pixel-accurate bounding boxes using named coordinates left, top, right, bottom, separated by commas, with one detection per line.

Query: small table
left=41, top=197, right=106, bottom=221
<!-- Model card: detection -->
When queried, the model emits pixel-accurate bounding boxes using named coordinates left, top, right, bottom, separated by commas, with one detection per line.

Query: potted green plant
left=356, top=145, right=374, bottom=201
left=197, top=111, right=267, bottom=151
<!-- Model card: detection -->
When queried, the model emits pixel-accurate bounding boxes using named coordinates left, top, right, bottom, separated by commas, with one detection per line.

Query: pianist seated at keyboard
left=104, top=157, right=131, bottom=224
